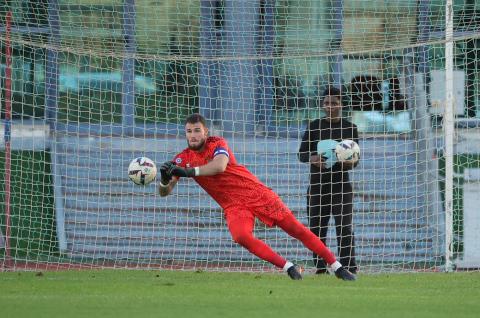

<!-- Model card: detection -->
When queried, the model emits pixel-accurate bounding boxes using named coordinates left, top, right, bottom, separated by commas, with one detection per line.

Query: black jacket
left=298, top=118, right=359, bottom=187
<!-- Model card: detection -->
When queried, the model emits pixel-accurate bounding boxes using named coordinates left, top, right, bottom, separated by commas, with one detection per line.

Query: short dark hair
left=321, top=86, right=342, bottom=99
left=185, top=113, right=207, bottom=127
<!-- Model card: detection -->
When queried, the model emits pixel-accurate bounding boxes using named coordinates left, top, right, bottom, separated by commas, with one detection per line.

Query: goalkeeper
left=158, top=113, right=356, bottom=281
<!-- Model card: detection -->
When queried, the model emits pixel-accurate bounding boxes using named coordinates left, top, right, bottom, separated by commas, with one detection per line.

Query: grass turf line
left=1, top=270, right=479, bottom=318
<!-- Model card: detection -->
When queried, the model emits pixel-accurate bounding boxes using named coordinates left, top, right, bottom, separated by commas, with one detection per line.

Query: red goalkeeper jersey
left=173, top=136, right=277, bottom=210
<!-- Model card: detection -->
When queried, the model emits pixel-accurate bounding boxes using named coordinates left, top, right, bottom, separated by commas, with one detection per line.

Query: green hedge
left=0, top=151, right=58, bottom=260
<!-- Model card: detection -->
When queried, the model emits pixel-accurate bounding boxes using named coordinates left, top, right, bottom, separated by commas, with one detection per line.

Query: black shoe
left=315, top=268, right=329, bottom=275
left=287, top=265, right=303, bottom=280
left=334, top=267, right=356, bottom=281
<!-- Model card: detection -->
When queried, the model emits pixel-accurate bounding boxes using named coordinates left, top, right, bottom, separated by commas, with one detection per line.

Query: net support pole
left=256, top=0, right=275, bottom=133
left=121, top=0, right=136, bottom=136
left=220, top=0, right=259, bottom=134
left=3, top=11, right=12, bottom=266
left=444, top=0, right=455, bottom=272
left=417, top=0, right=432, bottom=91
left=329, top=0, right=344, bottom=88
left=47, top=0, right=68, bottom=252
left=46, top=0, right=60, bottom=130
left=199, top=0, right=221, bottom=127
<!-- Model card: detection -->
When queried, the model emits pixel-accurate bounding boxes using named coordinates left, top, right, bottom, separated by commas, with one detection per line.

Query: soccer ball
left=128, top=157, right=157, bottom=185
left=335, top=140, right=360, bottom=164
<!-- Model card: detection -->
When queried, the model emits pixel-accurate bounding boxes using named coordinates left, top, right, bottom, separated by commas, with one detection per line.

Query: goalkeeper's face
left=185, top=122, right=209, bottom=151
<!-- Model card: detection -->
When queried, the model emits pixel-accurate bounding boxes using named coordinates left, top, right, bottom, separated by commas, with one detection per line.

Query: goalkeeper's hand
left=167, top=163, right=197, bottom=178
left=159, top=161, right=175, bottom=185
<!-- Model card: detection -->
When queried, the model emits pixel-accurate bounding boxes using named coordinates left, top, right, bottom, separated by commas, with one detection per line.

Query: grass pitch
left=1, top=270, right=479, bottom=318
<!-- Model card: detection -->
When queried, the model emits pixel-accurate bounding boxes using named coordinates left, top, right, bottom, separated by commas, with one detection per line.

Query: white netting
left=1, top=0, right=479, bottom=272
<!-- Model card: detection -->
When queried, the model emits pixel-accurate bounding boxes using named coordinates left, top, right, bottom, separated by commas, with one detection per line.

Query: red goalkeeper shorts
left=224, top=195, right=293, bottom=227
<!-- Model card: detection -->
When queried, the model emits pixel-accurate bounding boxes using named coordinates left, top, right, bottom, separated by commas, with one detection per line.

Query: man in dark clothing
left=298, top=86, right=359, bottom=274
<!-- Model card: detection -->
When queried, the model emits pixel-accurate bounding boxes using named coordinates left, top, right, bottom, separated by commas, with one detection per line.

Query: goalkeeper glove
left=167, top=164, right=198, bottom=178
left=159, top=161, right=175, bottom=185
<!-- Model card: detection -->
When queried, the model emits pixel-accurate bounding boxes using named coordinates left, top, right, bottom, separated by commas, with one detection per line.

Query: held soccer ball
left=335, top=140, right=360, bottom=164
left=128, top=157, right=157, bottom=186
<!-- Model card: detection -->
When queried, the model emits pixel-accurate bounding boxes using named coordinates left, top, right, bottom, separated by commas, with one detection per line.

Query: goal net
left=1, top=0, right=479, bottom=273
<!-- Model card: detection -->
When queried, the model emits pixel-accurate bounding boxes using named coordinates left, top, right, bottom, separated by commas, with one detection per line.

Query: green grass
left=1, top=270, right=479, bottom=318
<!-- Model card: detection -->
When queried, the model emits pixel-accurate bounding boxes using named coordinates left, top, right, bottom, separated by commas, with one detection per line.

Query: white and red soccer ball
left=128, top=157, right=157, bottom=185
left=335, top=140, right=360, bottom=164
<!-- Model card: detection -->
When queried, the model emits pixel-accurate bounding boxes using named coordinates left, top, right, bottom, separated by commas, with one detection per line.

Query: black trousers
left=307, top=182, right=357, bottom=272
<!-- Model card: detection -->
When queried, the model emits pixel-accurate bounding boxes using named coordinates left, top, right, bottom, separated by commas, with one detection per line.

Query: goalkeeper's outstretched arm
left=168, top=154, right=228, bottom=178
left=195, top=154, right=228, bottom=176
left=159, top=154, right=228, bottom=197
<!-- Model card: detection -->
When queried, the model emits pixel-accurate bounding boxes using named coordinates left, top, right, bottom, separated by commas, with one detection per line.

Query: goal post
left=0, top=0, right=479, bottom=272
left=444, top=0, right=455, bottom=272
left=2, top=10, right=12, bottom=267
